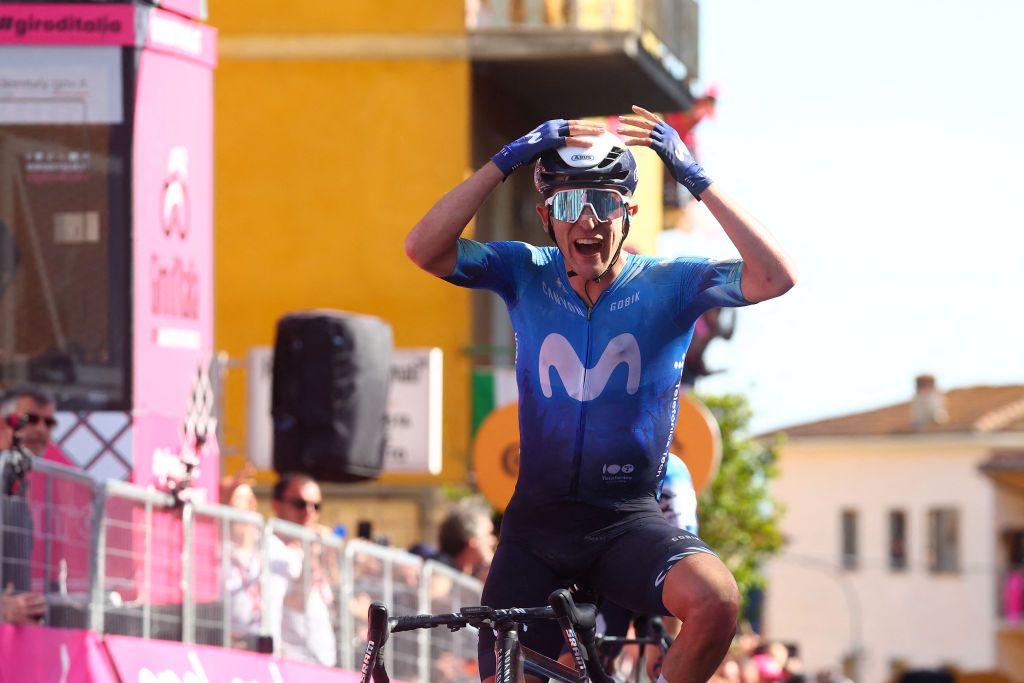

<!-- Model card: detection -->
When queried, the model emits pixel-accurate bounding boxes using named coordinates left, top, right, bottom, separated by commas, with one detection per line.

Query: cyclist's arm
left=405, top=163, right=505, bottom=277
left=407, top=117, right=604, bottom=277
left=700, top=185, right=797, bottom=303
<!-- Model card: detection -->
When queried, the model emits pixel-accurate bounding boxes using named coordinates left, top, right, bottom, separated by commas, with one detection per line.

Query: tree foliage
left=696, top=393, right=784, bottom=599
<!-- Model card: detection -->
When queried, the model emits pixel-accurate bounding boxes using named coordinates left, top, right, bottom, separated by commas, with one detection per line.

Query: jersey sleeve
left=441, top=238, right=524, bottom=304
left=676, top=257, right=751, bottom=326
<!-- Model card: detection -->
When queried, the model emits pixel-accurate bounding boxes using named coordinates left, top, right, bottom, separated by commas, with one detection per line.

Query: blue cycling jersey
left=445, top=239, right=749, bottom=510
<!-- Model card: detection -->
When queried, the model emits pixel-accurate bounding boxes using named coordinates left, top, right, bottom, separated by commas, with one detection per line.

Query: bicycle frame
left=361, top=589, right=615, bottom=683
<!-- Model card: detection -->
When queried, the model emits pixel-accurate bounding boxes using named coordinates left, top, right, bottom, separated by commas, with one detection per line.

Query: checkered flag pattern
left=183, top=360, right=217, bottom=444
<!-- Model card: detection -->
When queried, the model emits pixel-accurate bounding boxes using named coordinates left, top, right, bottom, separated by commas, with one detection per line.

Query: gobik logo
left=161, top=146, right=190, bottom=239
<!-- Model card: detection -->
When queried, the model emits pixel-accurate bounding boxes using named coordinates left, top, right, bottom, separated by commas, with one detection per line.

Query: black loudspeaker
left=272, top=310, right=393, bottom=483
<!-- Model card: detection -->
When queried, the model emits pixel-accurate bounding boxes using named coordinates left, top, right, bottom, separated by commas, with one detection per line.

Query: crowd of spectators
left=1, top=387, right=841, bottom=681
left=703, top=628, right=854, bottom=683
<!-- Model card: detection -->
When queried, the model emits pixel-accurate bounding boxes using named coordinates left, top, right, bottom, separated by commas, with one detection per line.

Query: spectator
left=0, top=384, right=59, bottom=459
left=814, top=668, right=853, bottom=683
left=266, top=472, right=336, bottom=666
left=751, top=641, right=790, bottom=682
left=436, top=497, right=496, bottom=581
left=709, top=655, right=742, bottom=683
left=0, top=386, right=46, bottom=624
left=221, top=464, right=262, bottom=649
left=1, top=581, right=45, bottom=625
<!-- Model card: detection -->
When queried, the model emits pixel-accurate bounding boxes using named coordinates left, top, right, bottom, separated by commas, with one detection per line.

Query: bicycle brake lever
left=367, top=602, right=390, bottom=648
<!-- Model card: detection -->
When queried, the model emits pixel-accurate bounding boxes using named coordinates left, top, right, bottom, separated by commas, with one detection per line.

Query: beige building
left=761, top=376, right=1024, bottom=683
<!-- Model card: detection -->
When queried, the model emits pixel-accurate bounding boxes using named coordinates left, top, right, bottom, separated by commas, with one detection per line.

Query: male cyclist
left=405, top=105, right=796, bottom=683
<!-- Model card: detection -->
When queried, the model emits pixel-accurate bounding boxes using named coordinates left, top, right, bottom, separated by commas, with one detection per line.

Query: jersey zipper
left=568, top=305, right=594, bottom=497
left=563, top=254, right=633, bottom=498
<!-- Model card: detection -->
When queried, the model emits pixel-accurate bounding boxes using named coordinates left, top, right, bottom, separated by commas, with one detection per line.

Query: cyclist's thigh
left=478, top=540, right=566, bottom=681
left=589, top=518, right=716, bottom=617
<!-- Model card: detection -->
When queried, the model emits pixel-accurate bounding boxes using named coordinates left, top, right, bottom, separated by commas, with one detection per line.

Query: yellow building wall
left=627, top=146, right=665, bottom=255
left=212, top=1, right=465, bottom=34
left=212, top=2, right=473, bottom=489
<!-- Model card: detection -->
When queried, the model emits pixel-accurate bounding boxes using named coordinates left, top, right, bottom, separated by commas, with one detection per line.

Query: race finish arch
left=473, top=393, right=721, bottom=511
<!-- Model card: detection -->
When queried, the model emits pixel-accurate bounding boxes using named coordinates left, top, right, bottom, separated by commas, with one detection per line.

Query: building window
left=889, top=510, right=908, bottom=570
left=927, top=508, right=960, bottom=573
left=841, top=509, right=858, bottom=570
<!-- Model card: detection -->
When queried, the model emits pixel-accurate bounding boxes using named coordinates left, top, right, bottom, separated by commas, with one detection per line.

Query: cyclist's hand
left=491, top=119, right=605, bottom=178
left=618, top=104, right=713, bottom=198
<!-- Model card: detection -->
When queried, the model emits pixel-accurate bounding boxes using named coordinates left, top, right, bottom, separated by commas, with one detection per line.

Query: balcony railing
left=468, top=0, right=699, bottom=81
left=0, top=455, right=482, bottom=682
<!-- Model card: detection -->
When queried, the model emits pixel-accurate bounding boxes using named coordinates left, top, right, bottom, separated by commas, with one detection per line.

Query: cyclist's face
left=538, top=186, right=636, bottom=281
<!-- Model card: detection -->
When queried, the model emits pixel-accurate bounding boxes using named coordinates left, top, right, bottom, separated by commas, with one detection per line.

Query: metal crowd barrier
left=0, top=456, right=484, bottom=682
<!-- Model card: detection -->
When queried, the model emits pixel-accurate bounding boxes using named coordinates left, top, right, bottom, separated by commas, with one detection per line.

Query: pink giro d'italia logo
left=161, top=146, right=190, bottom=240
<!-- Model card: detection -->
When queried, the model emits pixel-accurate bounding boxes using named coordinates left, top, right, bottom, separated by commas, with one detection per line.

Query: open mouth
left=574, top=238, right=603, bottom=257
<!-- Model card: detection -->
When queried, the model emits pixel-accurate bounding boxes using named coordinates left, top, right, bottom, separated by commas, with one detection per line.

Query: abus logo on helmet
left=571, top=153, right=594, bottom=161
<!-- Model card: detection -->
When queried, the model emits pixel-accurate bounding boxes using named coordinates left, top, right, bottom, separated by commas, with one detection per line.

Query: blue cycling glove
left=491, top=119, right=571, bottom=178
left=649, top=120, right=713, bottom=199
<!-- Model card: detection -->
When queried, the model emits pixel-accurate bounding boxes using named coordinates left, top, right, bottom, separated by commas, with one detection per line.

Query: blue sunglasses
left=546, top=188, right=629, bottom=223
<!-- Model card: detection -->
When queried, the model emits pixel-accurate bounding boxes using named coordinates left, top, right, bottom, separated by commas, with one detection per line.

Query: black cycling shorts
left=476, top=493, right=715, bottom=680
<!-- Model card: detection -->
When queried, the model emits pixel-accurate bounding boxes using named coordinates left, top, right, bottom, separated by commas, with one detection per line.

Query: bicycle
left=359, top=588, right=616, bottom=683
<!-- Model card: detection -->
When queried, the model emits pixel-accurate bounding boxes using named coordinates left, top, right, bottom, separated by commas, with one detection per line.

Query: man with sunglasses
left=266, top=472, right=336, bottom=665
left=0, top=384, right=59, bottom=459
left=406, top=104, right=796, bottom=683
left=1, top=384, right=57, bottom=624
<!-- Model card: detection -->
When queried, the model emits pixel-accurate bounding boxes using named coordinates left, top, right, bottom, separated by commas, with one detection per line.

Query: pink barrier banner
left=0, top=625, right=117, bottom=683
left=0, top=4, right=136, bottom=45
left=105, top=635, right=365, bottom=683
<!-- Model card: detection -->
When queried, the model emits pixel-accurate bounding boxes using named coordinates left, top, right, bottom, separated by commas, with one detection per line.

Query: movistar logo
left=539, top=333, right=641, bottom=401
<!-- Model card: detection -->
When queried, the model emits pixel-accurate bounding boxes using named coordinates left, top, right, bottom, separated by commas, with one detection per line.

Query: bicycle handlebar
left=363, top=589, right=612, bottom=683
left=389, top=604, right=558, bottom=633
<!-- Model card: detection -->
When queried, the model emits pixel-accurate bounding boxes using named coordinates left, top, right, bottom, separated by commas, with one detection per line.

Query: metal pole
left=88, top=485, right=107, bottom=633
left=181, top=503, right=194, bottom=643
left=220, top=514, right=230, bottom=648
left=418, top=561, right=432, bottom=683
left=340, top=543, right=355, bottom=670
left=0, top=453, right=8, bottom=579
left=142, top=497, right=152, bottom=639
left=43, top=471, right=53, bottom=592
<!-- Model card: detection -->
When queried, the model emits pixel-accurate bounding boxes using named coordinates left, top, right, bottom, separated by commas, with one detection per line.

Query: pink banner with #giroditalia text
left=0, top=3, right=136, bottom=45
left=0, top=625, right=117, bottom=683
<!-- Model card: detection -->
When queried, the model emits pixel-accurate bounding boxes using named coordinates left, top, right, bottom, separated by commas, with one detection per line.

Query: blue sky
left=683, top=0, right=1024, bottom=433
